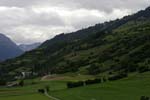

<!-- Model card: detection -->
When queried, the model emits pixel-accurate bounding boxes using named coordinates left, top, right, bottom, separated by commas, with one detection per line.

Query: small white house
left=21, top=71, right=32, bottom=78
left=15, top=71, right=38, bottom=79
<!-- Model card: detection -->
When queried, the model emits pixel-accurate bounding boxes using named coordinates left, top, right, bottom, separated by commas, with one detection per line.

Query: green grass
left=0, top=72, right=150, bottom=100
left=49, top=72, right=150, bottom=100
left=0, top=93, right=50, bottom=100
left=0, top=78, right=61, bottom=100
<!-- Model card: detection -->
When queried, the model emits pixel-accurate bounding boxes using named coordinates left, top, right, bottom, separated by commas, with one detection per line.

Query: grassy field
left=0, top=81, right=51, bottom=100
left=0, top=93, right=50, bottom=100
left=0, top=75, right=93, bottom=100
left=0, top=72, right=150, bottom=100
left=49, top=72, right=150, bottom=100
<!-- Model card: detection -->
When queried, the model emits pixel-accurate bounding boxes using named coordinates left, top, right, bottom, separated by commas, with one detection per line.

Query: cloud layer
left=0, top=0, right=149, bottom=44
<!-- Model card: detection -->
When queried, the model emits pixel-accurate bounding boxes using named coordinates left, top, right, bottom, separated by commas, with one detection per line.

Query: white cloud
left=0, top=0, right=149, bottom=44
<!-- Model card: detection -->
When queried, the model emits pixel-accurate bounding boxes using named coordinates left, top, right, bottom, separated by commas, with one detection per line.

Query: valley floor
left=0, top=72, right=150, bottom=100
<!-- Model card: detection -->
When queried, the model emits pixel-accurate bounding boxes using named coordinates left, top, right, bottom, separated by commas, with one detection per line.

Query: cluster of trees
left=38, top=85, right=49, bottom=94
left=67, top=72, right=129, bottom=88
left=138, top=66, right=150, bottom=73
left=85, top=79, right=101, bottom=85
left=19, top=80, right=24, bottom=87
left=67, top=81, right=84, bottom=88
left=67, top=78, right=104, bottom=88
left=87, top=63, right=106, bottom=75
left=38, top=89, right=45, bottom=94
left=0, top=79, right=6, bottom=86
left=141, top=96, right=150, bottom=100
left=138, top=59, right=150, bottom=73
left=108, top=72, right=128, bottom=81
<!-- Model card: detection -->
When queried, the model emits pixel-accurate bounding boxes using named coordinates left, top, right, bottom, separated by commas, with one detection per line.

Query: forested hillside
left=0, top=7, right=150, bottom=80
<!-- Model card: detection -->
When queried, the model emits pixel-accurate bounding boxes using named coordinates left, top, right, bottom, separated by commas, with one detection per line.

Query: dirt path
left=45, top=91, right=61, bottom=100
left=41, top=75, right=66, bottom=81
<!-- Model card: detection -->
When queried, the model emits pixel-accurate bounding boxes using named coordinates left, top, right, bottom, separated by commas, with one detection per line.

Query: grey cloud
left=0, top=0, right=37, bottom=7
left=0, top=0, right=149, bottom=44
left=1, top=0, right=149, bottom=11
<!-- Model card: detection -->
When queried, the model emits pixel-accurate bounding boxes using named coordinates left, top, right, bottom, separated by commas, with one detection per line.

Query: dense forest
left=0, top=7, right=150, bottom=81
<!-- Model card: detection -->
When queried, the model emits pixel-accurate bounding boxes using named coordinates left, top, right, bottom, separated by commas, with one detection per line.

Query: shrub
left=67, top=81, right=84, bottom=88
left=67, top=78, right=103, bottom=88
left=102, top=77, right=107, bottom=82
left=108, top=72, right=127, bottom=81
left=140, top=96, right=149, bottom=100
left=85, top=79, right=101, bottom=85
left=19, top=80, right=24, bottom=87
left=87, top=64, right=104, bottom=75
left=0, top=80, right=6, bottom=86
left=45, top=85, right=50, bottom=92
left=138, top=66, right=149, bottom=73
left=38, top=89, right=45, bottom=94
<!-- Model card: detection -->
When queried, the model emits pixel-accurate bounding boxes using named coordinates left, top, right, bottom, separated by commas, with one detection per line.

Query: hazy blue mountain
left=19, top=42, right=41, bottom=52
left=0, top=33, right=23, bottom=61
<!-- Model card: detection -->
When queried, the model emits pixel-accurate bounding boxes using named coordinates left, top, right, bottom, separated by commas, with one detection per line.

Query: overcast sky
left=0, top=0, right=149, bottom=44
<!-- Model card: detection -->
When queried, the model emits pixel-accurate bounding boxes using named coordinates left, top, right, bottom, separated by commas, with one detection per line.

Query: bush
left=67, top=81, right=84, bottom=88
left=45, top=86, right=49, bottom=92
left=0, top=80, right=6, bottom=86
left=140, top=96, right=149, bottom=100
left=38, top=89, right=45, bottom=94
left=67, top=78, right=103, bottom=88
left=19, top=80, right=24, bottom=87
left=108, top=72, right=127, bottom=81
left=102, top=77, right=107, bottom=82
left=85, top=79, right=101, bottom=85
left=138, top=66, right=149, bottom=73
left=87, top=64, right=104, bottom=75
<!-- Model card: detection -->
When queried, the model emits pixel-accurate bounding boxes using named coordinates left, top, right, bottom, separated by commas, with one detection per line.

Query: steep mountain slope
left=0, top=7, right=150, bottom=78
left=0, top=33, right=23, bottom=61
left=19, top=43, right=41, bottom=52
left=41, top=6, right=150, bottom=49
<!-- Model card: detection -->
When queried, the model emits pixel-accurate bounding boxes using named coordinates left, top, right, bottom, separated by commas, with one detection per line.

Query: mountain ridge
left=19, top=42, right=41, bottom=52
left=0, top=33, right=23, bottom=61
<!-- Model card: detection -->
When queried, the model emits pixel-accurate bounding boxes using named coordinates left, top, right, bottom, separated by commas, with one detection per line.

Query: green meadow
left=0, top=72, right=150, bottom=100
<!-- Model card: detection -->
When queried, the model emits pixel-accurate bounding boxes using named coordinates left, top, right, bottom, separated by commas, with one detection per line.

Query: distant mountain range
left=19, top=43, right=41, bottom=52
left=0, top=33, right=23, bottom=61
